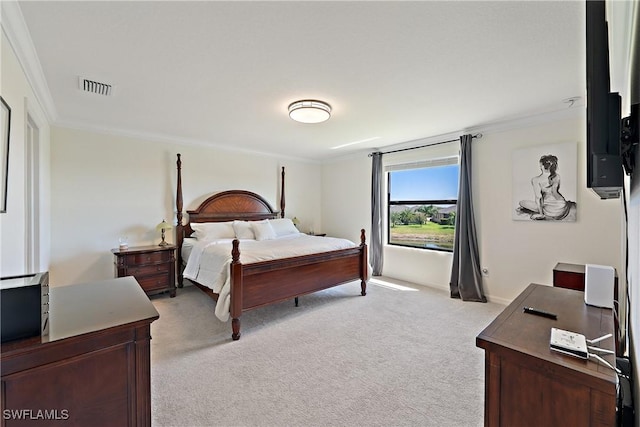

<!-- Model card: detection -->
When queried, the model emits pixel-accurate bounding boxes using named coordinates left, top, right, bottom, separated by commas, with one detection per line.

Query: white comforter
left=183, top=233, right=357, bottom=321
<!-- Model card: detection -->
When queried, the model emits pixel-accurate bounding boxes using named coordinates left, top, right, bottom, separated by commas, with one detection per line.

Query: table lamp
left=156, top=219, right=173, bottom=246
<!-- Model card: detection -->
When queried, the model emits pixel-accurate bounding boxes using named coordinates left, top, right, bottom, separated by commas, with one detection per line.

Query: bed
left=175, top=154, right=368, bottom=340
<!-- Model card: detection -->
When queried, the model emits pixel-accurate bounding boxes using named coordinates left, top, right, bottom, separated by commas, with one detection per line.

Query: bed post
left=176, top=154, right=184, bottom=288
left=360, top=229, right=368, bottom=296
left=280, top=166, right=285, bottom=218
left=230, top=239, right=243, bottom=340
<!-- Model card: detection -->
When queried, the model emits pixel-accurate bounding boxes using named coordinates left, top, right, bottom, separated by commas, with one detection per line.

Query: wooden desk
left=0, top=277, right=159, bottom=427
left=476, top=283, right=617, bottom=427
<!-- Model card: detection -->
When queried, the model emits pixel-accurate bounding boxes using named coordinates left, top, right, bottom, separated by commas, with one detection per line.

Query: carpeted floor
left=149, top=277, right=505, bottom=427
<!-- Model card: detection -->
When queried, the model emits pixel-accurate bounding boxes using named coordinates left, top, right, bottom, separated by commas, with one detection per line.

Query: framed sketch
left=0, top=96, right=10, bottom=213
left=512, top=141, right=577, bottom=221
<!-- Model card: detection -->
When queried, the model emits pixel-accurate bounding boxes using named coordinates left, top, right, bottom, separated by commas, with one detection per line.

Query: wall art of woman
left=516, top=154, right=577, bottom=221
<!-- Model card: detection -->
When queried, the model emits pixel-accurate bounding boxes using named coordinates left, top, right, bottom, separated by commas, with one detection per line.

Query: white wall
left=476, top=117, right=622, bottom=303
left=322, top=115, right=623, bottom=303
left=0, top=31, right=51, bottom=277
left=321, top=154, right=371, bottom=245
left=50, top=127, right=322, bottom=286
left=629, top=148, right=639, bottom=425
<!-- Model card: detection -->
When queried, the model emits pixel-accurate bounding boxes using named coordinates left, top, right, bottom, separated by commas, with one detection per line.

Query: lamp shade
left=156, top=219, right=173, bottom=231
left=288, top=100, right=331, bottom=123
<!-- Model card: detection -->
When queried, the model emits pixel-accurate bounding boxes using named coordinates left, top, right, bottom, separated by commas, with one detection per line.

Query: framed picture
left=512, top=141, right=577, bottom=222
left=1, top=96, right=10, bottom=213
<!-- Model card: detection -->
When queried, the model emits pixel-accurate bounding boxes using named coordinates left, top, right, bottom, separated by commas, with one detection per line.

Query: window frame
left=386, top=165, right=458, bottom=253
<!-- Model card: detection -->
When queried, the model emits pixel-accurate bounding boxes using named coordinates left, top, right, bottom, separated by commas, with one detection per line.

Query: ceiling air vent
left=78, top=76, right=114, bottom=96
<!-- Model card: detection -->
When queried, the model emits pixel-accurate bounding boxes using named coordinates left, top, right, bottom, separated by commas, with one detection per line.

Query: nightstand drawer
left=123, top=251, right=171, bottom=265
left=128, top=262, right=170, bottom=277
left=137, top=274, right=170, bottom=292
left=112, top=245, right=176, bottom=298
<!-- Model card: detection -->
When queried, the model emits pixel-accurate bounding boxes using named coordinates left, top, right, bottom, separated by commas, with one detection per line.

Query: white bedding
left=183, top=233, right=357, bottom=321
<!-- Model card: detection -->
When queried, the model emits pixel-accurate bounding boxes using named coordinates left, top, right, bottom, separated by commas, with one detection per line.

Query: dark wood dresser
left=553, top=262, right=618, bottom=292
left=112, top=245, right=176, bottom=297
left=476, top=283, right=617, bottom=427
left=0, top=277, right=159, bottom=427
left=553, top=262, right=622, bottom=353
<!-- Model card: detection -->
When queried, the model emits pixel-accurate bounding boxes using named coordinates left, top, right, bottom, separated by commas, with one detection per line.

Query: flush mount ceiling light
left=288, top=100, right=331, bottom=124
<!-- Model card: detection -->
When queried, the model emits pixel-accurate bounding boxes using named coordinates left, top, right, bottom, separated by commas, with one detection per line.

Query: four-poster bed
left=175, top=154, right=368, bottom=340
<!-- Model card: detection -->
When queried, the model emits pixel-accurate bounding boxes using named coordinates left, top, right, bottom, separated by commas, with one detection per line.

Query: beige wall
left=322, top=115, right=623, bottom=304
left=0, top=32, right=51, bottom=277
left=49, top=127, right=322, bottom=286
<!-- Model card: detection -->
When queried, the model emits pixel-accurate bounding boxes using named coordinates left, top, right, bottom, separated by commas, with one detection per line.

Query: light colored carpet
left=150, top=277, right=505, bottom=427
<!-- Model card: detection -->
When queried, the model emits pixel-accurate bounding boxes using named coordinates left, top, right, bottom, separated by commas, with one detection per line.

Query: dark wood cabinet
left=112, top=245, right=176, bottom=297
left=553, top=262, right=618, bottom=292
left=0, top=277, right=159, bottom=427
left=476, top=284, right=617, bottom=427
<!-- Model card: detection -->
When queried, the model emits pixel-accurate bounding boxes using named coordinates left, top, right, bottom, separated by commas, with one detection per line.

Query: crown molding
left=1, top=0, right=57, bottom=123
left=324, top=103, right=585, bottom=164
left=54, top=119, right=322, bottom=165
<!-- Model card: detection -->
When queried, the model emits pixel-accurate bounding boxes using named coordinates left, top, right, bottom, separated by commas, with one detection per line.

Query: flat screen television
left=586, top=0, right=623, bottom=199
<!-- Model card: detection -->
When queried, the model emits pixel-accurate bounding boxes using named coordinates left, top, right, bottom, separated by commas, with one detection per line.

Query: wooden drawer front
left=128, top=262, right=170, bottom=277
left=124, top=251, right=171, bottom=265
left=553, top=270, right=585, bottom=291
left=137, top=274, right=170, bottom=292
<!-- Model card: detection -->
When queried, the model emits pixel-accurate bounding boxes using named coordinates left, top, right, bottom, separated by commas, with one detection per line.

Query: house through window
left=387, top=157, right=459, bottom=252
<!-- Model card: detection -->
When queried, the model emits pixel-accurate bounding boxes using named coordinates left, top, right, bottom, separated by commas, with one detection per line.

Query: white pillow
left=269, top=218, right=300, bottom=237
left=191, top=221, right=235, bottom=240
left=233, top=220, right=255, bottom=239
left=251, top=220, right=277, bottom=241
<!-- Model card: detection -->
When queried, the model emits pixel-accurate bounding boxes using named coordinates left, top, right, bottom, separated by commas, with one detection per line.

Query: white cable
left=588, top=352, right=620, bottom=374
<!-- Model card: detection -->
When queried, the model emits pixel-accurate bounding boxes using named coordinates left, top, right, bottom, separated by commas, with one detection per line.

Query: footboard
left=229, top=230, right=368, bottom=340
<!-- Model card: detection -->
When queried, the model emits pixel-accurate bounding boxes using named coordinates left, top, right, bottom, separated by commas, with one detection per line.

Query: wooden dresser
left=112, top=245, right=176, bottom=297
left=476, top=283, right=617, bottom=427
left=0, top=277, right=159, bottom=427
left=553, top=262, right=618, bottom=292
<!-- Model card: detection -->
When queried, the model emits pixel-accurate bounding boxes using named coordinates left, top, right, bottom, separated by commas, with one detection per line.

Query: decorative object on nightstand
left=156, top=219, right=173, bottom=246
left=118, top=236, right=128, bottom=250
left=111, top=245, right=176, bottom=297
left=292, top=217, right=299, bottom=229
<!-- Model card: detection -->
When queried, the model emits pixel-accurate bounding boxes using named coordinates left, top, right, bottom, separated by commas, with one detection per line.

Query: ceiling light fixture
left=288, top=100, right=331, bottom=124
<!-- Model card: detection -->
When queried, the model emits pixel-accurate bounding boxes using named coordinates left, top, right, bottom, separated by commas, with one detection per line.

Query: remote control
left=523, top=306, right=557, bottom=320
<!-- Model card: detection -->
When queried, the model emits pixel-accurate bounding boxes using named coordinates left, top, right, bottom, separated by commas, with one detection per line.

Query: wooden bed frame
left=175, top=154, right=368, bottom=340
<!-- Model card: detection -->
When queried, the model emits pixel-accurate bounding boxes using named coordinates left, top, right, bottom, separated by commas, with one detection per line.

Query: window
left=387, top=158, right=459, bottom=252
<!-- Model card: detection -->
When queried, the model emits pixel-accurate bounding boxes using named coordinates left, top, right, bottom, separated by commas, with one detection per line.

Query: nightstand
left=112, top=245, right=176, bottom=297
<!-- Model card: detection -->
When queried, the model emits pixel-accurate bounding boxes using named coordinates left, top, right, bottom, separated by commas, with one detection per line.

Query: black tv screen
left=586, top=0, right=623, bottom=199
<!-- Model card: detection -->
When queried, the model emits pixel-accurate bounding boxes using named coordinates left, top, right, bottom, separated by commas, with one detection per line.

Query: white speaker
left=584, top=264, right=615, bottom=308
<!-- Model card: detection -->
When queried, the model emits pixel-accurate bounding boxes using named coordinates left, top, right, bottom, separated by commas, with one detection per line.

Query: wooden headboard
left=175, top=154, right=285, bottom=264
left=186, top=189, right=280, bottom=231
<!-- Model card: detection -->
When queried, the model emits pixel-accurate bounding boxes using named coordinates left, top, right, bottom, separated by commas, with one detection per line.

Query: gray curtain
left=450, top=135, right=486, bottom=302
left=371, top=152, right=384, bottom=276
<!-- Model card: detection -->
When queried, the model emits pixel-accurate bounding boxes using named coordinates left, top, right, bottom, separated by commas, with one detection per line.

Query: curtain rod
left=368, top=133, right=482, bottom=157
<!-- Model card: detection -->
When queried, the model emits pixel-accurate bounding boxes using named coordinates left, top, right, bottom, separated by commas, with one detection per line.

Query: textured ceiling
left=17, top=1, right=585, bottom=161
